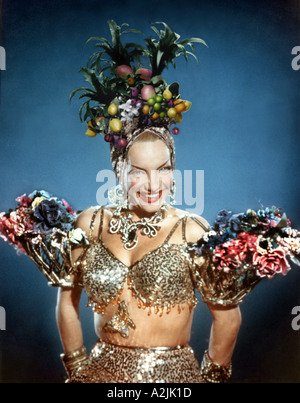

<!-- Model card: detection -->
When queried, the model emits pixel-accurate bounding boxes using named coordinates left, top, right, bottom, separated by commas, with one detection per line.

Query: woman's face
left=124, top=139, right=173, bottom=214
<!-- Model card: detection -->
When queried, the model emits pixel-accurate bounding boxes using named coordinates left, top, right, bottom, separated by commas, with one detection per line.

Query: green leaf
left=276, top=213, right=288, bottom=229
left=185, top=50, right=199, bottom=64
left=69, top=87, right=95, bottom=102
left=78, top=100, right=90, bottom=122
left=156, top=50, right=164, bottom=69
left=85, top=36, right=112, bottom=48
left=179, top=37, right=208, bottom=47
left=84, top=104, right=95, bottom=122
left=150, top=75, right=165, bottom=86
left=168, top=82, right=180, bottom=97
left=122, top=28, right=144, bottom=36
left=150, top=25, right=161, bottom=37
left=291, top=255, right=300, bottom=267
left=107, top=20, right=120, bottom=47
left=96, top=118, right=108, bottom=131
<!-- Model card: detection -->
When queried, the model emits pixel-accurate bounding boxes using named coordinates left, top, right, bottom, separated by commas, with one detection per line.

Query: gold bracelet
left=200, top=350, right=232, bottom=383
left=60, top=346, right=88, bottom=378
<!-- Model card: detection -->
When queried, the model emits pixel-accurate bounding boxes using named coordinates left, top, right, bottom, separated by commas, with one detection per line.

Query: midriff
left=94, top=283, right=195, bottom=348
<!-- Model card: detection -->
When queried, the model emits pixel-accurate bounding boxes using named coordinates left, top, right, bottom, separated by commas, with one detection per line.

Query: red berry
left=118, top=138, right=127, bottom=147
left=104, top=134, right=112, bottom=142
left=172, top=128, right=180, bottom=135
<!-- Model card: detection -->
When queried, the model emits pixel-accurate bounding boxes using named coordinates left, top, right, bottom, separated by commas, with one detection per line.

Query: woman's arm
left=206, top=302, right=242, bottom=366
left=56, top=238, right=88, bottom=378
left=56, top=286, right=83, bottom=354
left=56, top=207, right=95, bottom=353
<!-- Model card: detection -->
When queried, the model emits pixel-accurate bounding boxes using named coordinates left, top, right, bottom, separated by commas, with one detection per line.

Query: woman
left=56, top=128, right=241, bottom=383
left=1, top=20, right=298, bottom=383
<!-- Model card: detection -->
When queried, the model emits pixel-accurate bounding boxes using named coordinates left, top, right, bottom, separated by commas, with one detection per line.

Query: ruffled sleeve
left=0, top=190, right=89, bottom=288
left=190, top=207, right=300, bottom=306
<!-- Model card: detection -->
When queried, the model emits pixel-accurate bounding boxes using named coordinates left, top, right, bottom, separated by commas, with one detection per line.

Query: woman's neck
left=127, top=203, right=167, bottom=221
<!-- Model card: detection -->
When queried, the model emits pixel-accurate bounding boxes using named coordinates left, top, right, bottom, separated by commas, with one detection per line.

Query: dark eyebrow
left=131, top=160, right=171, bottom=170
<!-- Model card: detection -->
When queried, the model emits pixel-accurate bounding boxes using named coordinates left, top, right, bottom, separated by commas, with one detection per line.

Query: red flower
left=16, top=194, right=32, bottom=207
left=214, top=233, right=259, bottom=272
left=62, top=199, right=76, bottom=215
left=253, top=247, right=290, bottom=278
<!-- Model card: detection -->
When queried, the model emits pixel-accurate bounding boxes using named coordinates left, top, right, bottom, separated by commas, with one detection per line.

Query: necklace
left=109, top=204, right=167, bottom=250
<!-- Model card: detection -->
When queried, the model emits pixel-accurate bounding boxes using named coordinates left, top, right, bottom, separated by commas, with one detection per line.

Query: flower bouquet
left=0, top=191, right=88, bottom=286
left=192, top=207, right=300, bottom=305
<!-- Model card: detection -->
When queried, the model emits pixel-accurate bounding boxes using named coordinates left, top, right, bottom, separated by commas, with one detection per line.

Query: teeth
left=140, top=192, right=160, bottom=198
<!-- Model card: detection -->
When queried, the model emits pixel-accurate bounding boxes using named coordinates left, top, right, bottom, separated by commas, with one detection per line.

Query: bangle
left=60, top=346, right=88, bottom=378
left=200, top=350, right=232, bottom=383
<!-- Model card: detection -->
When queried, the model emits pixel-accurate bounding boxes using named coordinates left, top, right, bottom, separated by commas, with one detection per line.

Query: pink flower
left=16, top=194, right=32, bottom=207
left=13, top=223, right=25, bottom=236
left=214, top=244, right=239, bottom=272
left=62, top=199, right=76, bottom=215
left=214, top=239, right=244, bottom=271
left=253, top=247, right=290, bottom=278
left=214, top=233, right=259, bottom=272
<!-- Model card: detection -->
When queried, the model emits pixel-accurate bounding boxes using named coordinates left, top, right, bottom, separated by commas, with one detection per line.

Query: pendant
left=103, top=301, right=136, bottom=338
left=109, top=204, right=167, bottom=250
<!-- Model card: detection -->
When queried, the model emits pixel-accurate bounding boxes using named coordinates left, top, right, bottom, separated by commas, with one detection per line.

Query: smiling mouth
left=138, top=190, right=163, bottom=204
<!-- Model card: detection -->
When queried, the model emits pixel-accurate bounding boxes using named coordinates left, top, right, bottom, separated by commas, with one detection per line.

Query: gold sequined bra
left=74, top=207, right=208, bottom=318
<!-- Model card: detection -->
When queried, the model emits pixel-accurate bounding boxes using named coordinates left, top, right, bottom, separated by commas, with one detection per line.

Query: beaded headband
left=110, top=123, right=176, bottom=180
left=71, top=20, right=207, bottom=178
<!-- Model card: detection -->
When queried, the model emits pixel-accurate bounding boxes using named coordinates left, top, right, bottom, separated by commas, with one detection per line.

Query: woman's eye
left=159, top=167, right=171, bottom=173
left=129, top=170, right=145, bottom=176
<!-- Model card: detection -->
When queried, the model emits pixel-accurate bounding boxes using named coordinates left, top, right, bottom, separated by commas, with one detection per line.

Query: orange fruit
left=174, top=113, right=183, bottom=123
left=142, top=105, right=150, bottom=115
left=151, top=112, right=159, bottom=120
left=174, top=99, right=186, bottom=113
left=86, top=121, right=97, bottom=137
left=127, top=77, right=135, bottom=86
left=183, top=100, right=192, bottom=112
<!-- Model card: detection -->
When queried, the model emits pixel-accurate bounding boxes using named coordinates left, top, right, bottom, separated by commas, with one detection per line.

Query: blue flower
left=28, top=190, right=52, bottom=200
left=229, top=214, right=243, bottom=232
left=214, top=210, right=233, bottom=230
left=33, top=198, right=68, bottom=233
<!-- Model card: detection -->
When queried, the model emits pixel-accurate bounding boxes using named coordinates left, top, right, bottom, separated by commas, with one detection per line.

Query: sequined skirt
left=69, top=339, right=203, bottom=383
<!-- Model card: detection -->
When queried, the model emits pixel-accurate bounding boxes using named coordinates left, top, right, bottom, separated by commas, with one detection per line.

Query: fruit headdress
left=71, top=20, right=207, bottom=178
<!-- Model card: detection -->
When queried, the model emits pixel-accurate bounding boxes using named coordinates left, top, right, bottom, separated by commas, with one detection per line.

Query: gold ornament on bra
left=103, top=301, right=136, bottom=338
left=109, top=204, right=167, bottom=250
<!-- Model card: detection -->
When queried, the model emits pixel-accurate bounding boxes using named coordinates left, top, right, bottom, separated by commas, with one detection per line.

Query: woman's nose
left=148, top=170, right=161, bottom=192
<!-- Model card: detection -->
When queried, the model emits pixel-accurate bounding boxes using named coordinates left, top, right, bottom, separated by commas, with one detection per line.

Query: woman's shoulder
left=168, top=206, right=210, bottom=243
left=75, top=204, right=116, bottom=231
left=75, top=205, right=102, bottom=232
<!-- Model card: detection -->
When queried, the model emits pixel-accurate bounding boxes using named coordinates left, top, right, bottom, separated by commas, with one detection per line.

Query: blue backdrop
left=0, top=0, right=299, bottom=382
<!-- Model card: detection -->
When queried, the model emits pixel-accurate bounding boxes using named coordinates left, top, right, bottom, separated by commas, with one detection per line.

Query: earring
left=108, top=184, right=128, bottom=207
left=169, top=179, right=176, bottom=205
